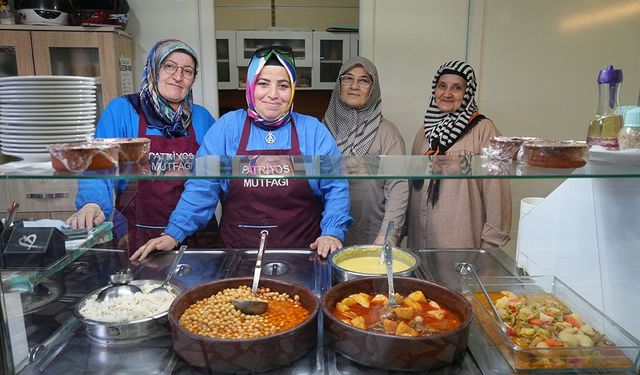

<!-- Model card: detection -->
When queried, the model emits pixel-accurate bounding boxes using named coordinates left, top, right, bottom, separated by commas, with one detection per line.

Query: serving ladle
left=384, top=237, right=401, bottom=308
left=96, top=269, right=142, bottom=302
left=379, top=220, right=395, bottom=264
left=150, top=244, right=188, bottom=295
left=231, top=230, right=269, bottom=315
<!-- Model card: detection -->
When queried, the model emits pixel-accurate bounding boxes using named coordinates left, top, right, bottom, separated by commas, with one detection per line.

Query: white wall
left=361, top=0, right=640, bottom=257
left=359, top=0, right=470, bottom=149
left=126, top=0, right=218, bottom=117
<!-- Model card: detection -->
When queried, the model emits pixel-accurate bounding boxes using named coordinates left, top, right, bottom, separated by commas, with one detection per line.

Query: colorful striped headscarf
left=423, top=60, right=479, bottom=154
left=323, top=56, right=382, bottom=156
left=139, top=39, right=198, bottom=138
left=245, top=49, right=297, bottom=129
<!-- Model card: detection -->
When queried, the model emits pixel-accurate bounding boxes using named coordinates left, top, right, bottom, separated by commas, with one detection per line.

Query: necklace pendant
left=265, top=131, right=276, bottom=144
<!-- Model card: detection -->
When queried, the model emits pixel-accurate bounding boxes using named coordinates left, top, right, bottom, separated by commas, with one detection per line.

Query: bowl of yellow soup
left=329, top=245, right=420, bottom=284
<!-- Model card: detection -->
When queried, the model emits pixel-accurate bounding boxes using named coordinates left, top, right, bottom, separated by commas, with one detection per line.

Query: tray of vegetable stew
left=460, top=275, right=640, bottom=373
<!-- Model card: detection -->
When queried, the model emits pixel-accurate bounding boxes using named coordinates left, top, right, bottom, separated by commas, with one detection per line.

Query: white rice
left=79, top=283, right=176, bottom=323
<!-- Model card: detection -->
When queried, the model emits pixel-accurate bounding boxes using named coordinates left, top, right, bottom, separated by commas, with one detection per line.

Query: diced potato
left=539, top=312, right=554, bottom=323
left=383, top=319, right=398, bottom=333
left=350, top=293, right=370, bottom=308
left=341, top=297, right=357, bottom=307
left=577, top=332, right=594, bottom=347
left=351, top=316, right=366, bottom=329
left=393, top=307, right=415, bottom=320
left=558, top=328, right=580, bottom=347
left=406, top=291, right=427, bottom=303
left=579, top=324, right=596, bottom=337
left=519, top=327, right=536, bottom=337
left=371, top=294, right=388, bottom=304
left=426, top=309, right=445, bottom=320
left=394, top=293, right=404, bottom=304
left=336, top=302, right=350, bottom=313
left=428, top=300, right=440, bottom=309
left=403, top=298, right=422, bottom=311
left=495, top=296, right=509, bottom=309
left=395, top=321, right=418, bottom=337
left=342, top=310, right=358, bottom=319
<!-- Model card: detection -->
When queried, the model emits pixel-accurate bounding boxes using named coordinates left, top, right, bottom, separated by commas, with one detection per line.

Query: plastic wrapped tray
left=461, top=275, right=640, bottom=373
left=523, top=140, right=589, bottom=168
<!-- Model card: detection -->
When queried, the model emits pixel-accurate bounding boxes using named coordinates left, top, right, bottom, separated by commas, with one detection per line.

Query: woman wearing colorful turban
left=131, top=46, right=351, bottom=260
left=69, top=39, right=219, bottom=253
left=407, top=60, right=511, bottom=249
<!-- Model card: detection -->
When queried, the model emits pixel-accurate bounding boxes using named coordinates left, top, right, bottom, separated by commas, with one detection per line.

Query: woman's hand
left=67, top=203, right=105, bottom=229
left=130, top=234, right=178, bottom=261
left=373, top=235, right=385, bottom=245
left=310, top=236, right=343, bottom=258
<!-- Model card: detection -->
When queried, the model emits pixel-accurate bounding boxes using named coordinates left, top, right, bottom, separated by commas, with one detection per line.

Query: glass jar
left=618, top=107, right=640, bottom=150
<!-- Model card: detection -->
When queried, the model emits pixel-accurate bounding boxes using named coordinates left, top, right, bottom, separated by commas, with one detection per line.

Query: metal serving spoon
left=384, top=238, right=401, bottom=308
left=379, top=220, right=395, bottom=264
left=96, top=271, right=142, bottom=302
left=232, top=230, right=269, bottom=315
left=150, top=244, right=188, bottom=294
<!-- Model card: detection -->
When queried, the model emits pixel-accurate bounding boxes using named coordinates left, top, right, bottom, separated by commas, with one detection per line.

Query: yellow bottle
left=586, top=65, right=623, bottom=150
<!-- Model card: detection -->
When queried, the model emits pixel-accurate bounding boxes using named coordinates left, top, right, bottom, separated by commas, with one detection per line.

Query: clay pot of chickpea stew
left=168, top=277, right=319, bottom=373
left=322, top=277, right=472, bottom=371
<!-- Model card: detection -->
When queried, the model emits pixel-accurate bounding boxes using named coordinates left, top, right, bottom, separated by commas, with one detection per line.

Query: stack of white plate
left=0, top=76, right=97, bottom=162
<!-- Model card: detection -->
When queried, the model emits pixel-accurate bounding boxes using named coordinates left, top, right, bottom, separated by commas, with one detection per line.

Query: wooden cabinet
left=0, top=25, right=133, bottom=219
left=0, top=24, right=134, bottom=114
left=0, top=30, right=34, bottom=76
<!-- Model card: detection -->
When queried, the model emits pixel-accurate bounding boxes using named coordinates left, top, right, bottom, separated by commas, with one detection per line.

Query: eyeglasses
left=339, top=74, right=372, bottom=88
left=254, top=45, right=295, bottom=59
left=161, top=60, right=196, bottom=79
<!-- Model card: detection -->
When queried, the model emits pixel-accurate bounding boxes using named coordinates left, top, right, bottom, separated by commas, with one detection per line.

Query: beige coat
left=407, top=118, right=511, bottom=250
left=345, top=119, right=409, bottom=245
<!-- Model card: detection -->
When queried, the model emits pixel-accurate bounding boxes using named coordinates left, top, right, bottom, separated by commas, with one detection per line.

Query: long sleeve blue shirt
left=164, top=109, right=352, bottom=243
left=75, top=97, right=215, bottom=218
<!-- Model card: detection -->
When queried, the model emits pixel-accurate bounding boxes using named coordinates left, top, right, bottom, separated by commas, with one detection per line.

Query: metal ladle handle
left=384, top=238, right=398, bottom=306
left=160, top=244, right=188, bottom=288
left=379, top=220, right=395, bottom=264
left=457, top=262, right=509, bottom=335
left=252, top=230, right=269, bottom=294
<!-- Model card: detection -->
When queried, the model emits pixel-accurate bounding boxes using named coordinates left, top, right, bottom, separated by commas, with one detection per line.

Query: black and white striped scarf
left=323, top=56, right=383, bottom=156
left=423, top=60, right=478, bottom=154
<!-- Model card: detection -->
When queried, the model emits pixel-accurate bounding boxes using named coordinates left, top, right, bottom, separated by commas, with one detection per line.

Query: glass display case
left=1, top=155, right=639, bottom=374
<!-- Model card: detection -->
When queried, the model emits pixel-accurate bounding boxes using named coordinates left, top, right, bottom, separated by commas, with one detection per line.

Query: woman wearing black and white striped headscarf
left=323, top=56, right=408, bottom=245
left=407, top=60, right=512, bottom=250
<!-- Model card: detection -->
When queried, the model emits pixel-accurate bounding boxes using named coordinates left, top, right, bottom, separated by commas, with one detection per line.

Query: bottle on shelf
left=618, top=107, right=640, bottom=151
left=586, top=65, right=623, bottom=150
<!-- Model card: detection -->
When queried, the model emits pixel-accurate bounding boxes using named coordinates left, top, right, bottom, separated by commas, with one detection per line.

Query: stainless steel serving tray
left=228, top=249, right=328, bottom=296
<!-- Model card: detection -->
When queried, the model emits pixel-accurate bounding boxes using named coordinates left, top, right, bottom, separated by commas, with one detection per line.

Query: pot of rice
left=74, top=279, right=182, bottom=344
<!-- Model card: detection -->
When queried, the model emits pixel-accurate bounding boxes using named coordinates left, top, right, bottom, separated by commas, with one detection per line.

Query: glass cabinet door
left=216, top=31, right=238, bottom=89
left=236, top=31, right=313, bottom=67
left=0, top=30, right=34, bottom=77
left=312, top=32, right=350, bottom=89
left=29, top=30, right=133, bottom=115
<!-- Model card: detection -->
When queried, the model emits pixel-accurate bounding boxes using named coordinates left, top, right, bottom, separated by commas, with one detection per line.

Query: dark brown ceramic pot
left=168, top=277, right=319, bottom=373
left=322, top=277, right=472, bottom=371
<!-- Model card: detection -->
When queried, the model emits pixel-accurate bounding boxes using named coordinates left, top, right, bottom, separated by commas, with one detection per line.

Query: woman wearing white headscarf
left=324, top=56, right=408, bottom=245
left=407, top=60, right=511, bottom=249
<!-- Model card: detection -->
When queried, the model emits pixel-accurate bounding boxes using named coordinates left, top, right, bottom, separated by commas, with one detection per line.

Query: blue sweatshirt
left=164, top=109, right=352, bottom=242
left=75, top=96, right=215, bottom=218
